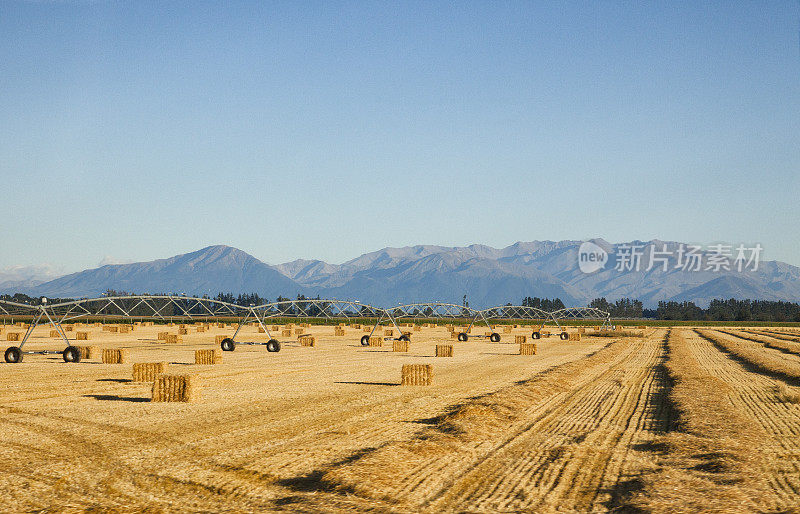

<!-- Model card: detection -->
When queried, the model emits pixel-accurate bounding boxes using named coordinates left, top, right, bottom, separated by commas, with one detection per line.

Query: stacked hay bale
left=75, top=345, right=100, bottom=360
left=519, top=343, right=537, bottom=355
left=435, top=344, right=453, bottom=357
left=50, top=330, right=60, bottom=338
left=298, top=335, right=316, bottom=347
left=76, top=331, right=90, bottom=340
left=102, top=348, right=129, bottom=364
left=281, top=329, right=292, bottom=337
left=393, top=340, right=409, bottom=352
left=569, top=333, right=582, bottom=342
left=503, top=326, right=513, bottom=334
left=401, top=364, right=432, bottom=386
left=133, top=362, right=168, bottom=382
left=384, top=329, right=394, bottom=337
left=178, top=328, right=189, bottom=335
left=7, top=333, right=21, bottom=341
left=368, top=336, right=383, bottom=347
left=151, top=375, right=197, bottom=402
left=195, top=349, right=222, bottom=365
left=334, top=327, right=346, bottom=336
left=165, top=334, right=183, bottom=344
left=157, top=331, right=170, bottom=341
left=215, top=335, right=227, bottom=344
left=515, top=335, right=527, bottom=345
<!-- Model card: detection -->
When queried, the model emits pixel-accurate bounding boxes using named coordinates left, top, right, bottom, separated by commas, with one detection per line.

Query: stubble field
left=2, top=322, right=800, bottom=512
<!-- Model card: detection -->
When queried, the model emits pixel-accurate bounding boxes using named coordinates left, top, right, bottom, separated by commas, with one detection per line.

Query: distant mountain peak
left=7, top=239, right=800, bottom=308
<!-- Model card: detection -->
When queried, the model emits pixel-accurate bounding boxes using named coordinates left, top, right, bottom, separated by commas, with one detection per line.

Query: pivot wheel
left=266, top=339, right=281, bottom=352
left=4, top=346, right=22, bottom=363
left=220, top=338, right=236, bottom=351
left=360, top=335, right=370, bottom=346
left=63, top=346, right=81, bottom=363
left=457, top=332, right=468, bottom=342
left=489, top=332, right=501, bottom=342
left=560, top=332, right=569, bottom=341
left=531, top=331, right=541, bottom=340
left=398, top=334, right=410, bottom=342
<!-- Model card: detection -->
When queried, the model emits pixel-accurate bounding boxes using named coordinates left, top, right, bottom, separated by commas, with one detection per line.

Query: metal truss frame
left=0, top=295, right=611, bottom=359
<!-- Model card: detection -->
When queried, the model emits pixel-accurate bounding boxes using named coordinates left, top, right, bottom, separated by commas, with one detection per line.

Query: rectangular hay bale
left=384, top=329, right=394, bottom=337
left=76, top=331, right=90, bottom=340
left=165, top=334, right=183, bottom=344
left=519, top=343, right=537, bottom=355
left=393, top=340, right=409, bottom=352
left=515, top=335, right=527, bottom=345
left=281, top=329, right=293, bottom=337
left=298, top=335, right=316, bottom=347
left=6, top=332, right=21, bottom=342
left=102, top=348, right=129, bottom=364
left=401, top=364, right=433, bottom=386
left=503, top=326, right=513, bottom=333
left=178, top=328, right=189, bottom=335
left=215, top=335, right=227, bottom=344
left=75, top=345, right=100, bottom=360
left=194, top=349, right=222, bottom=365
left=569, top=333, right=581, bottom=342
left=435, top=344, right=453, bottom=357
left=334, top=327, right=345, bottom=336
left=157, top=331, right=170, bottom=341
left=133, top=362, right=169, bottom=382
left=50, top=330, right=60, bottom=338
left=368, top=336, right=383, bottom=347
left=151, top=374, right=197, bottom=402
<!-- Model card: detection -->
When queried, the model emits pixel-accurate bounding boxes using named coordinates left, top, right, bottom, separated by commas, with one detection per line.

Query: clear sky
left=2, top=1, right=799, bottom=274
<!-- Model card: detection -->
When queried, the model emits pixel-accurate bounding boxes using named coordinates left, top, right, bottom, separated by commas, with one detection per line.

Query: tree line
left=4, top=291, right=800, bottom=321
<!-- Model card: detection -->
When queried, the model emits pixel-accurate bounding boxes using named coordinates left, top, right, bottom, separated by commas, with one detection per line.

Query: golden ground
left=0, top=323, right=798, bottom=511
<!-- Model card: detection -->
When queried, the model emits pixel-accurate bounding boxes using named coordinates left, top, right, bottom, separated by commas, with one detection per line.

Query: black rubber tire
left=220, top=338, right=236, bottom=351
left=4, top=346, right=22, bottom=363
left=266, top=339, right=281, bottom=352
left=457, top=332, right=468, bottom=342
left=360, top=335, right=370, bottom=346
left=63, top=346, right=81, bottom=363
left=489, top=332, right=501, bottom=342
left=399, top=334, right=410, bottom=342
left=560, top=332, right=569, bottom=341
left=531, top=331, right=541, bottom=340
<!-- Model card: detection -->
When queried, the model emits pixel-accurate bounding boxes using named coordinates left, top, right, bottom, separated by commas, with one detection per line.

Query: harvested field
left=1, top=323, right=799, bottom=510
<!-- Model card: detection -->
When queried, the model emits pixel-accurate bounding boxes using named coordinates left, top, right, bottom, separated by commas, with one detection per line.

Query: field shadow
left=275, top=447, right=377, bottom=495
left=480, top=352, right=514, bottom=356
left=333, top=381, right=398, bottom=386
left=96, top=378, right=132, bottom=383
left=83, top=394, right=149, bottom=403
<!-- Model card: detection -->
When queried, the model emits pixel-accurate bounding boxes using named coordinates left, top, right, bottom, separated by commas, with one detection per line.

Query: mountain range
left=5, top=240, right=800, bottom=308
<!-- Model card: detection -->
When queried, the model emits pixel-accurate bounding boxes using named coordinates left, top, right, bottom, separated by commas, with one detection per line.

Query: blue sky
left=1, top=1, right=799, bottom=273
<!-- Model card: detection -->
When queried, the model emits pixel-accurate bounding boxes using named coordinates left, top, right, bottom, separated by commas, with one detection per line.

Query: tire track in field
left=688, top=330, right=800, bottom=510
left=425, top=332, right=670, bottom=512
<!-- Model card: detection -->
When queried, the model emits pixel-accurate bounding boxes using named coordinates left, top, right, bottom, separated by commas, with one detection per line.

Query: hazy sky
left=2, top=1, right=799, bottom=273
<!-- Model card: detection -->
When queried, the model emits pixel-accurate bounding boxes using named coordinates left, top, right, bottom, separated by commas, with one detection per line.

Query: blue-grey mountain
left=13, top=241, right=800, bottom=308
